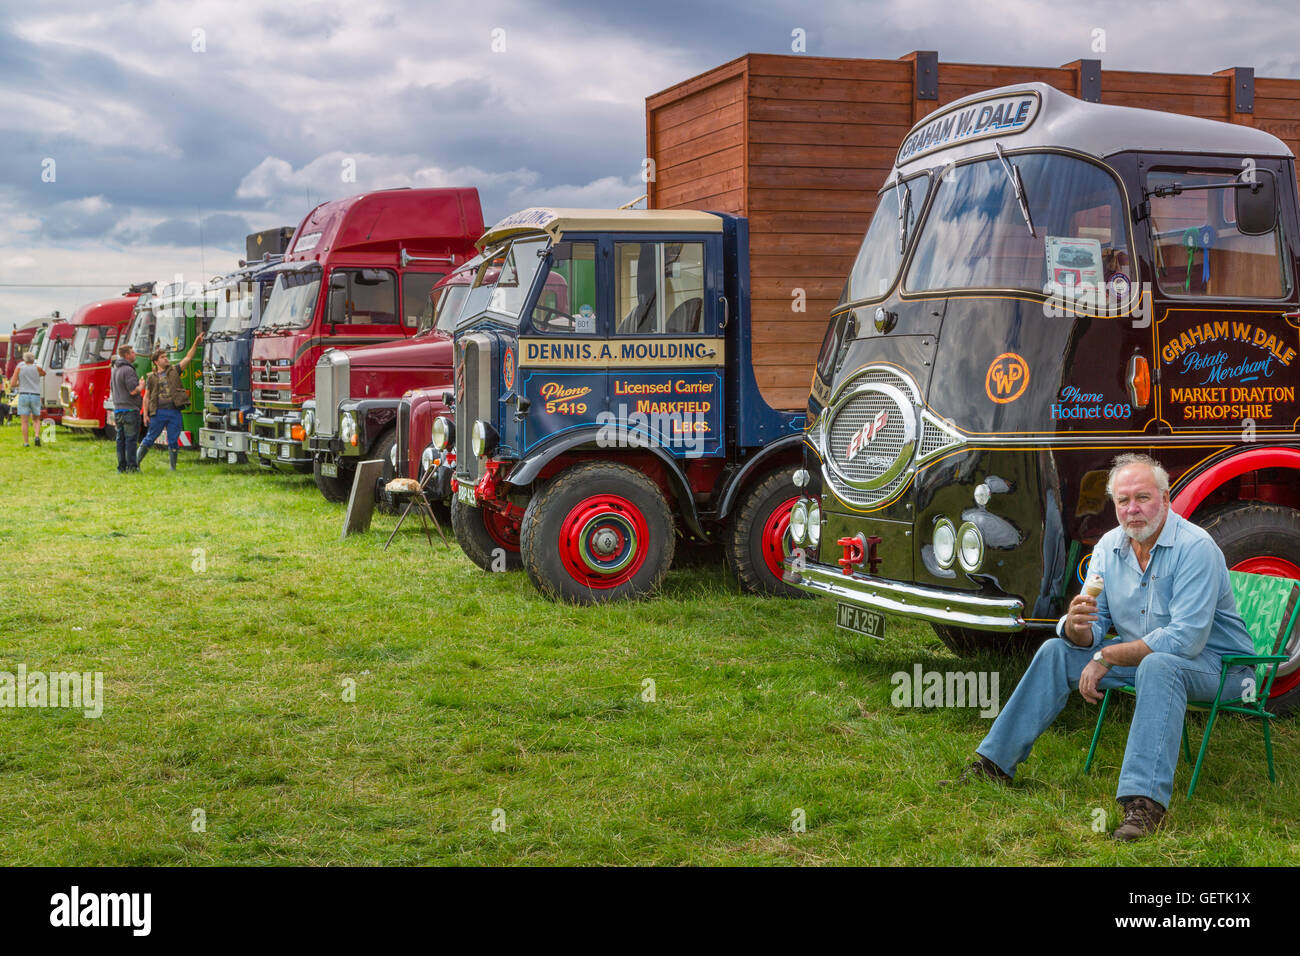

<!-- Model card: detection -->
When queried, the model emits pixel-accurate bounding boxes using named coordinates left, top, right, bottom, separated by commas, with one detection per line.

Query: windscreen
left=422, top=283, right=471, bottom=335
left=906, top=153, right=1132, bottom=296
left=460, top=238, right=548, bottom=325
left=153, top=302, right=187, bottom=352
left=208, top=281, right=258, bottom=335
left=66, top=326, right=117, bottom=368
left=127, top=307, right=156, bottom=353
left=261, top=268, right=322, bottom=330
left=841, top=173, right=931, bottom=305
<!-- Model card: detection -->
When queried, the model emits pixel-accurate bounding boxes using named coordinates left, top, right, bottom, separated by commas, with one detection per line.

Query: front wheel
left=520, top=461, right=674, bottom=604
left=725, top=466, right=808, bottom=598
left=313, top=458, right=352, bottom=503
left=1201, top=500, right=1300, bottom=716
left=451, top=495, right=522, bottom=572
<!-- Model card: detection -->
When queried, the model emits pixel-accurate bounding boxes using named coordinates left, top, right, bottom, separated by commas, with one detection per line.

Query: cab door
left=608, top=234, right=726, bottom=459
left=1138, top=154, right=1300, bottom=443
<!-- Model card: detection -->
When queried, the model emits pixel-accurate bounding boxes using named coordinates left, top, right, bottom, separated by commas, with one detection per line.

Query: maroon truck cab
left=60, top=289, right=144, bottom=435
left=248, top=187, right=483, bottom=470
left=303, top=259, right=478, bottom=501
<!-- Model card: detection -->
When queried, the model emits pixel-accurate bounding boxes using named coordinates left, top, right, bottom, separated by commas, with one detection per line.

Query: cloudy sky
left=2, top=0, right=1297, bottom=330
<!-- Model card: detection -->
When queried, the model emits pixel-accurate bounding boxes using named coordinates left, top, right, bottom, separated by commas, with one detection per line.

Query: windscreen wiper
left=995, top=143, right=1035, bottom=237
left=894, top=169, right=912, bottom=254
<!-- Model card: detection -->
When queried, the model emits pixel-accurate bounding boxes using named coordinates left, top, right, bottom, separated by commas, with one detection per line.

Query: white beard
left=1124, top=504, right=1167, bottom=544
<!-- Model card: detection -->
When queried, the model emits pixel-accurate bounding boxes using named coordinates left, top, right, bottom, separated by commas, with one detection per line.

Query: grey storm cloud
left=1, top=0, right=1298, bottom=294
left=147, top=213, right=254, bottom=252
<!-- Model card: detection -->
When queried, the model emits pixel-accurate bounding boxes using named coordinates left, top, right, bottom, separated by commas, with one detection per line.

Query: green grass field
left=0, top=426, right=1295, bottom=865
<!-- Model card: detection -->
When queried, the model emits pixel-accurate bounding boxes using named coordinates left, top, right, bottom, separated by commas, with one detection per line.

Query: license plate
left=258, top=442, right=273, bottom=455
left=836, top=603, right=885, bottom=640
left=205, top=447, right=218, bottom=459
left=278, top=446, right=291, bottom=458
left=321, top=461, right=337, bottom=478
left=226, top=452, right=238, bottom=464
left=456, top=483, right=477, bottom=507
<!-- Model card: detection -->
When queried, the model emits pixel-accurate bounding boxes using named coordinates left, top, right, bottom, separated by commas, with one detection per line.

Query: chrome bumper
left=199, top=427, right=251, bottom=453
left=783, top=560, right=1025, bottom=632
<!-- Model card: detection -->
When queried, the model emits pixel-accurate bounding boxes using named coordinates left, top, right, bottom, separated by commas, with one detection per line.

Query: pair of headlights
left=932, top=518, right=984, bottom=573
left=789, top=499, right=821, bottom=547
left=432, top=416, right=495, bottom=458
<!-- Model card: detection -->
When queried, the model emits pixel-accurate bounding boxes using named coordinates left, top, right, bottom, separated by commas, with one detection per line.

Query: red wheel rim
left=1231, top=556, right=1300, bottom=698
left=482, top=507, right=520, bottom=553
left=558, top=494, right=649, bottom=589
left=761, top=495, right=800, bottom=582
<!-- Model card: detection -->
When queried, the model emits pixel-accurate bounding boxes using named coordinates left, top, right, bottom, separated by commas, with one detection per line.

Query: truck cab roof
left=891, top=82, right=1293, bottom=185
left=284, top=187, right=484, bottom=263
left=478, top=207, right=725, bottom=250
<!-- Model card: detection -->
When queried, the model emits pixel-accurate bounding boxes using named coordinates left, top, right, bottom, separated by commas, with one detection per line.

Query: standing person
left=110, top=344, right=144, bottom=473
left=137, top=332, right=202, bottom=471
left=6, top=351, right=46, bottom=447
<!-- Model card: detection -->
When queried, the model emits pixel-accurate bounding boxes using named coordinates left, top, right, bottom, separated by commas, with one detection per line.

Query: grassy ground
left=0, top=425, right=1295, bottom=865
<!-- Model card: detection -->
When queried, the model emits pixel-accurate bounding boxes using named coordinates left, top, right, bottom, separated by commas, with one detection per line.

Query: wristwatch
left=1092, top=650, right=1112, bottom=669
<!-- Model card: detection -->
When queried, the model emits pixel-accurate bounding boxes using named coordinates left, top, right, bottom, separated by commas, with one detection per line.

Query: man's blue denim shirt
left=1057, top=509, right=1254, bottom=661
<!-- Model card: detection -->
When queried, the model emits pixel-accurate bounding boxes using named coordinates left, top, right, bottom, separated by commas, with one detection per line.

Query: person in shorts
left=6, top=351, right=46, bottom=447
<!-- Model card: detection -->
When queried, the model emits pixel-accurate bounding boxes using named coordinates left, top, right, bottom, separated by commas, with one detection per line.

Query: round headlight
left=471, top=419, right=494, bottom=458
left=432, top=416, right=453, bottom=451
left=957, top=521, right=984, bottom=573
left=420, top=444, right=436, bottom=477
left=340, top=413, right=358, bottom=447
left=302, top=409, right=315, bottom=436
left=790, top=500, right=808, bottom=546
left=806, top=499, right=821, bottom=547
left=932, top=518, right=957, bottom=569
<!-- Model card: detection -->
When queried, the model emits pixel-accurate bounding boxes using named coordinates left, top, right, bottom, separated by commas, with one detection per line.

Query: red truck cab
left=248, top=187, right=483, bottom=469
left=304, top=263, right=479, bottom=501
left=60, top=287, right=147, bottom=436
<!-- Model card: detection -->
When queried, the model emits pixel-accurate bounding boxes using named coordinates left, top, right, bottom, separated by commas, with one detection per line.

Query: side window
left=401, top=272, right=444, bottom=328
left=339, top=269, right=398, bottom=324
left=1148, top=169, right=1289, bottom=298
left=530, top=242, right=596, bottom=334
left=615, top=241, right=706, bottom=335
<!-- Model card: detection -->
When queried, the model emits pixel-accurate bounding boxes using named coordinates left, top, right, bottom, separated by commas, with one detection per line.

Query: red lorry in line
left=60, top=286, right=149, bottom=436
left=308, top=261, right=477, bottom=505
left=248, top=187, right=483, bottom=471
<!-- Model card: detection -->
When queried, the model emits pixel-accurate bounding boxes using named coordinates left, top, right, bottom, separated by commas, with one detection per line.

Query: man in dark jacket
left=137, top=333, right=202, bottom=471
left=110, top=345, right=144, bottom=473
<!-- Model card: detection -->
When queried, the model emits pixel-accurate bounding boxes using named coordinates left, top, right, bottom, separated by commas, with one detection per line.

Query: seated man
left=944, top=453, right=1255, bottom=841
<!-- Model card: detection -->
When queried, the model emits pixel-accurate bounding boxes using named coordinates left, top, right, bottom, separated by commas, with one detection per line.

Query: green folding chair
left=1084, top=570, right=1300, bottom=799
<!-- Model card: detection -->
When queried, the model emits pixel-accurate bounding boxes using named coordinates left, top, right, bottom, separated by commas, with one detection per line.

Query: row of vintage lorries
left=10, top=81, right=1300, bottom=714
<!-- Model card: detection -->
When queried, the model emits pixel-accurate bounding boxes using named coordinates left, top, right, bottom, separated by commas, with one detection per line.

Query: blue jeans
left=977, top=637, right=1253, bottom=807
left=115, top=409, right=141, bottom=471
left=140, top=408, right=183, bottom=451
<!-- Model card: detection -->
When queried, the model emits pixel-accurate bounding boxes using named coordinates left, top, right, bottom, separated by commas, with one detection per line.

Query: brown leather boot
left=939, top=755, right=1012, bottom=787
left=1111, top=796, right=1166, bottom=841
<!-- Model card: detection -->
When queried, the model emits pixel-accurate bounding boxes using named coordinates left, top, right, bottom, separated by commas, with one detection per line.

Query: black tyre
left=371, top=429, right=400, bottom=515
left=932, top=624, right=1045, bottom=657
left=726, top=465, right=809, bottom=598
left=520, top=461, right=674, bottom=604
left=451, top=495, right=522, bottom=572
left=1200, top=501, right=1300, bottom=716
left=313, top=457, right=352, bottom=503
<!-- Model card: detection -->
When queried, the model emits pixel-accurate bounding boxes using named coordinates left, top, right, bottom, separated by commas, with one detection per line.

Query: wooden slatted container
left=646, top=53, right=1300, bottom=412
